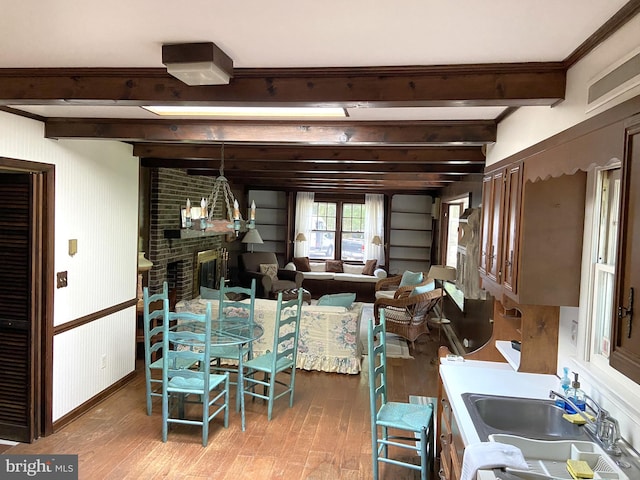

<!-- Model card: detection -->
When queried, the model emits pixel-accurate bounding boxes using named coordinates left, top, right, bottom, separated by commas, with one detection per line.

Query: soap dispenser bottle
left=565, top=372, right=586, bottom=414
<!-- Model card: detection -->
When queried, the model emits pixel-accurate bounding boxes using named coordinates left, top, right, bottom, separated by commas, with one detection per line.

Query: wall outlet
left=100, top=354, right=107, bottom=369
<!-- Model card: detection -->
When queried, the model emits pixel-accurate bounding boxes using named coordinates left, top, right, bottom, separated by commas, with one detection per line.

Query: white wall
left=484, top=13, right=640, bottom=449
left=0, top=111, right=139, bottom=421
left=486, top=13, right=640, bottom=166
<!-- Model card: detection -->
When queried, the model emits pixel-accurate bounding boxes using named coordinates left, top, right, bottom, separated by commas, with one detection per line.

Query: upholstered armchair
left=238, top=252, right=303, bottom=298
left=374, top=287, right=442, bottom=348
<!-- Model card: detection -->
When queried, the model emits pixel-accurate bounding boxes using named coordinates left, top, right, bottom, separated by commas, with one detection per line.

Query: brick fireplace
left=146, top=168, right=230, bottom=301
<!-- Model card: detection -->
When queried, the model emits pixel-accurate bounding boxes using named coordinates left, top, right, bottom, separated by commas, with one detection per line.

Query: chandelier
left=198, top=143, right=254, bottom=236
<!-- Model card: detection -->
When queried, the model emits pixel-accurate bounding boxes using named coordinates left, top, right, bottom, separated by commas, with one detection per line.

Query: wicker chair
left=373, top=288, right=443, bottom=348
left=374, top=272, right=433, bottom=300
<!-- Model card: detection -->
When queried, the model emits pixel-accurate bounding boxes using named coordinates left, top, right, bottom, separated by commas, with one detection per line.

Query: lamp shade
left=428, top=265, right=456, bottom=282
left=371, top=235, right=383, bottom=246
left=295, top=232, right=307, bottom=242
left=242, top=228, right=263, bottom=245
left=138, top=252, right=153, bottom=272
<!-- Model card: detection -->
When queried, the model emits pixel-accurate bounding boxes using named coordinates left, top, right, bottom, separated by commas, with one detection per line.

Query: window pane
left=341, top=202, right=365, bottom=261
left=590, top=167, right=621, bottom=362
left=593, top=266, right=615, bottom=358
left=310, top=202, right=336, bottom=260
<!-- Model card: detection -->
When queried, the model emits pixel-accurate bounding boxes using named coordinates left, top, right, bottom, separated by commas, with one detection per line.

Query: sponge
left=562, top=412, right=595, bottom=425
left=566, top=459, right=594, bottom=479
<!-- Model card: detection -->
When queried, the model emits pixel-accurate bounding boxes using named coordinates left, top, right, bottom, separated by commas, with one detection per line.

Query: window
left=309, top=200, right=365, bottom=261
left=445, top=197, right=469, bottom=268
left=589, top=167, right=621, bottom=365
left=341, top=203, right=365, bottom=261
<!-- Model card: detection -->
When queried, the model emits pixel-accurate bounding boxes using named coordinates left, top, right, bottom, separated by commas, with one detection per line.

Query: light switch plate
left=57, top=271, right=68, bottom=288
left=68, top=239, right=77, bottom=256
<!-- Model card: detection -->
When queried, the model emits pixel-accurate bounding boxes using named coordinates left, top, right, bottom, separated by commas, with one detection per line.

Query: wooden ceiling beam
left=200, top=171, right=454, bottom=181
left=45, top=118, right=496, bottom=145
left=160, top=162, right=483, bottom=174
left=135, top=144, right=485, bottom=163
left=0, top=63, right=565, bottom=106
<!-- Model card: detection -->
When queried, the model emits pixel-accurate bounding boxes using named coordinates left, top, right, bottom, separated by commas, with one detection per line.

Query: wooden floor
left=5, top=333, right=444, bottom=480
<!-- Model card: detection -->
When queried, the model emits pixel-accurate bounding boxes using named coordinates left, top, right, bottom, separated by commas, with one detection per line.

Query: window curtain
left=364, top=194, right=385, bottom=265
left=294, top=192, right=314, bottom=257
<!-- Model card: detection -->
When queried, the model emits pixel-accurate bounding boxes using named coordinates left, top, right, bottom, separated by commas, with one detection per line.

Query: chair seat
left=167, top=373, right=228, bottom=393
left=210, top=344, right=250, bottom=359
left=245, top=352, right=293, bottom=372
left=150, top=357, right=194, bottom=370
left=375, top=290, right=396, bottom=300
left=377, top=402, right=434, bottom=433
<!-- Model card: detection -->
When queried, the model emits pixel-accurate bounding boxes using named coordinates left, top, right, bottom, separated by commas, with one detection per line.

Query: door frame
left=0, top=156, right=54, bottom=439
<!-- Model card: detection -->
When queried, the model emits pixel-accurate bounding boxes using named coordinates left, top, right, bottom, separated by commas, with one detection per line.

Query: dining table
left=175, top=298, right=263, bottom=431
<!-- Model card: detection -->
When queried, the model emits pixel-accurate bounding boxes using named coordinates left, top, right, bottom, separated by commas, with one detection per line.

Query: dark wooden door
left=611, top=118, right=640, bottom=384
left=0, top=172, right=36, bottom=442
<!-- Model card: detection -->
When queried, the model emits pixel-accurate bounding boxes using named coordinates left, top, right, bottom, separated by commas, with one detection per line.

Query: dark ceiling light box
left=162, top=42, right=234, bottom=86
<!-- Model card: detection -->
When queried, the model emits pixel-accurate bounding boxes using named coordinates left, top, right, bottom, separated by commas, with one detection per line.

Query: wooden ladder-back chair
left=162, top=300, right=230, bottom=447
left=242, top=290, right=304, bottom=431
left=210, top=278, right=256, bottom=421
left=368, top=310, right=435, bottom=479
left=142, top=281, right=168, bottom=416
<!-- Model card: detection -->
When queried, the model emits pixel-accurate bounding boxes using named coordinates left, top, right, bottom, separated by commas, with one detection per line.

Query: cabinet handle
left=505, top=250, right=513, bottom=268
left=618, top=287, right=634, bottom=339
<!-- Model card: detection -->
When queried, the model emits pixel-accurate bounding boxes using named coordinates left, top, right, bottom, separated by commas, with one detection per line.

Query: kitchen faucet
left=549, top=390, right=621, bottom=456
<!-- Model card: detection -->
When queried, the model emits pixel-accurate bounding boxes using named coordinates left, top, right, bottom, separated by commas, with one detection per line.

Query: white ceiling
left=1, top=0, right=630, bottom=121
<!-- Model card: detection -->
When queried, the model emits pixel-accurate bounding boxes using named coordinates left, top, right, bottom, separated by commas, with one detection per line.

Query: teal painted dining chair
left=162, top=299, right=230, bottom=447
left=242, top=289, right=303, bottom=431
left=142, top=281, right=168, bottom=416
left=210, top=278, right=256, bottom=422
left=368, top=310, right=435, bottom=480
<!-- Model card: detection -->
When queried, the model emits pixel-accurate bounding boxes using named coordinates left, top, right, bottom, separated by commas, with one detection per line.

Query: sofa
left=176, top=297, right=365, bottom=374
left=285, top=258, right=387, bottom=303
left=238, top=252, right=303, bottom=298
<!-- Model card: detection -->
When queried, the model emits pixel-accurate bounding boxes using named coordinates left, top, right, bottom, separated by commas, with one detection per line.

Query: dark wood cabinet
left=479, top=170, right=504, bottom=285
left=479, top=162, right=585, bottom=307
left=502, top=164, right=522, bottom=295
left=611, top=116, right=640, bottom=384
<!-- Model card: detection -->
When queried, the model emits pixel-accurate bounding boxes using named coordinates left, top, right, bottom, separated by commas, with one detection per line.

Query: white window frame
left=568, top=164, right=640, bottom=445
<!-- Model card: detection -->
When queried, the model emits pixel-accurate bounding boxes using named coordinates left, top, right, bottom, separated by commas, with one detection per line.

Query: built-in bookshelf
left=388, top=194, right=433, bottom=275
left=248, top=190, right=288, bottom=265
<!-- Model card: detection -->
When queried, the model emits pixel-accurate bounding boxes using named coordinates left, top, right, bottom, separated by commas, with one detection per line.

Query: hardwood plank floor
left=5, top=333, right=443, bottom=479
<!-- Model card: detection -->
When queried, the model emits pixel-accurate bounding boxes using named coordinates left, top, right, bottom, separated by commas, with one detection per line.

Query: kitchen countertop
left=439, top=357, right=560, bottom=446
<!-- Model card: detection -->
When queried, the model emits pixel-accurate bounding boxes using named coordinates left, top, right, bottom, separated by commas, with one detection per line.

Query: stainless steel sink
left=462, top=393, right=590, bottom=441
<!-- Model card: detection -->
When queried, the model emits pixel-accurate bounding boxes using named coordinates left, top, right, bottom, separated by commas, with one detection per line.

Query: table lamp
left=427, top=265, right=457, bottom=328
left=242, top=228, right=263, bottom=253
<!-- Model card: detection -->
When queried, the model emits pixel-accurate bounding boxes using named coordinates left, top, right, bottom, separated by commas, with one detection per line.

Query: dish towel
left=460, top=442, right=529, bottom=480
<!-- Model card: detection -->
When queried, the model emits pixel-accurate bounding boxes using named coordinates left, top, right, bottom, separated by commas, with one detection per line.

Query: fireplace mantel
left=165, top=228, right=233, bottom=240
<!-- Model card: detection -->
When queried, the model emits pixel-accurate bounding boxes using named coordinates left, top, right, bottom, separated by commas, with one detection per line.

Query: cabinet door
left=611, top=122, right=640, bottom=384
left=502, top=164, right=522, bottom=294
left=479, top=171, right=504, bottom=283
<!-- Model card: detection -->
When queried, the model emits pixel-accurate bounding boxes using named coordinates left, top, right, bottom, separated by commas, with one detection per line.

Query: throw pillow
left=310, top=262, right=326, bottom=272
left=259, top=263, right=279, bottom=280
left=325, top=260, right=344, bottom=273
left=293, top=256, right=311, bottom=272
left=343, top=263, right=364, bottom=275
left=362, top=259, right=377, bottom=275
left=317, top=292, right=356, bottom=308
left=409, top=281, right=436, bottom=296
left=399, top=270, right=424, bottom=287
